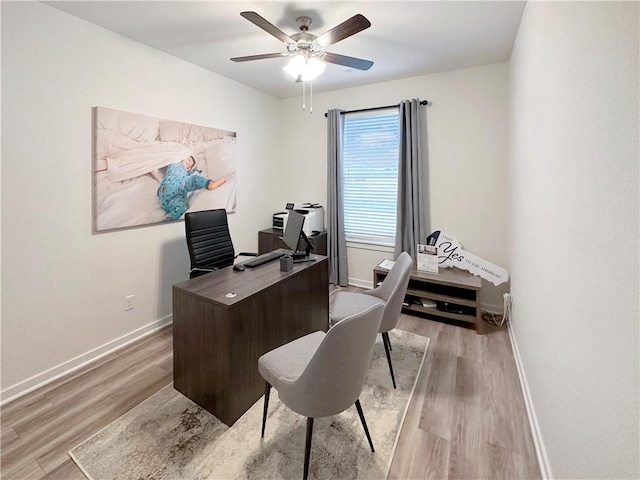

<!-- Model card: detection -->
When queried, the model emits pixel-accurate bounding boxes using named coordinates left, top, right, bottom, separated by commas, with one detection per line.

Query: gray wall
left=509, top=2, right=639, bottom=478
left=1, top=2, right=283, bottom=399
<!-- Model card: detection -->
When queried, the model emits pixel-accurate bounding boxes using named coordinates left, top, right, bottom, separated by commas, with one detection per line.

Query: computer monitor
left=282, top=210, right=312, bottom=257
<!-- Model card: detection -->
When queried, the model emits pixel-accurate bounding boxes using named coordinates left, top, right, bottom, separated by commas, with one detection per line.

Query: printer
left=273, top=203, right=324, bottom=236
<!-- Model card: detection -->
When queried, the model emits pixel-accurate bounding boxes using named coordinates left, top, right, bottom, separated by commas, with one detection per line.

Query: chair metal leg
left=382, top=331, right=392, bottom=352
left=355, top=399, right=375, bottom=452
left=261, top=382, right=271, bottom=438
left=303, top=417, right=314, bottom=480
left=382, top=332, right=397, bottom=389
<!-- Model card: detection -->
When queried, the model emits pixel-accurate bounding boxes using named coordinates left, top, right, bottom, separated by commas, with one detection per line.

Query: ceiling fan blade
left=323, top=52, right=374, bottom=71
left=316, top=14, right=371, bottom=47
left=230, top=53, right=286, bottom=62
left=240, top=11, right=294, bottom=44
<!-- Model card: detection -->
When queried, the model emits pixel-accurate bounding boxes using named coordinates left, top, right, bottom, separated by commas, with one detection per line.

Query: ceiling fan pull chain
left=302, top=81, right=306, bottom=111
left=310, top=81, right=313, bottom=113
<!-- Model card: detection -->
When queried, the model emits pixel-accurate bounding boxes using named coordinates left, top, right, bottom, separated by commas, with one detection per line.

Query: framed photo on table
left=417, top=244, right=438, bottom=273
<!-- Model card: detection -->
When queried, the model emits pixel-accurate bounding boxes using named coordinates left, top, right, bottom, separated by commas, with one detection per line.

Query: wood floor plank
left=155, top=351, right=174, bottom=372
left=459, top=322, right=487, bottom=362
left=0, top=455, right=47, bottom=480
left=40, top=459, right=86, bottom=480
left=448, top=356, right=483, bottom=480
left=419, top=328, right=459, bottom=441
left=388, top=428, right=450, bottom=480
left=1, top=425, right=20, bottom=445
left=477, top=439, right=537, bottom=480
left=2, top=393, right=54, bottom=428
left=0, top=428, right=47, bottom=480
left=397, top=312, right=442, bottom=339
left=481, top=360, right=528, bottom=457
left=1, top=425, right=45, bottom=479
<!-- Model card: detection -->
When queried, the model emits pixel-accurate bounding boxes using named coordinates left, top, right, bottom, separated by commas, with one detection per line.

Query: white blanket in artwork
left=95, top=170, right=236, bottom=231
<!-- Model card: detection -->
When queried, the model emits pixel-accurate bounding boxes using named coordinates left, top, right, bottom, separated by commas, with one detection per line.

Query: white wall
left=509, top=2, right=639, bottom=478
left=1, top=2, right=283, bottom=400
left=281, top=63, right=510, bottom=309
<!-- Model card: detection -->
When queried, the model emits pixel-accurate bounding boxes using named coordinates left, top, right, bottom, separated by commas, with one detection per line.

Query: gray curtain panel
left=395, top=99, right=427, bottom=259
left=327, top=109, right=349, bottom=286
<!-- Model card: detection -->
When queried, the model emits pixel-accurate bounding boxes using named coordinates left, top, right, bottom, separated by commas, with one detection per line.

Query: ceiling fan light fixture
left=283, top=53, right=326, bottom=82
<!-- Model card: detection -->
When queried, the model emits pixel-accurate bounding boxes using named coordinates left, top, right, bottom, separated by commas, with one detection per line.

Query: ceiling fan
left=230, top=11, right=374, bottom=82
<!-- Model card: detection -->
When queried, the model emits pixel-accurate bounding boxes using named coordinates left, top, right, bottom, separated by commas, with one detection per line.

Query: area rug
left=69, top=329, right=429, bottom=480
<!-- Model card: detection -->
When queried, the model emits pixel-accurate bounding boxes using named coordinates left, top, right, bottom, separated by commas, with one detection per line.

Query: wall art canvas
left=94, top=107, right=236, bottom=232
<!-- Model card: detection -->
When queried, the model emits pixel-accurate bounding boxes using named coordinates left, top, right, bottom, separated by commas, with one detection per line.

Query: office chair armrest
left=189, top=266, right=217, bottom=274
left=236, top=252, right=259, bottom=258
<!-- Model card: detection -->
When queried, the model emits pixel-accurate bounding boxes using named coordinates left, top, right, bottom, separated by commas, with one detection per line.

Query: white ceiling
left=45, top=1, right=526, bottom=99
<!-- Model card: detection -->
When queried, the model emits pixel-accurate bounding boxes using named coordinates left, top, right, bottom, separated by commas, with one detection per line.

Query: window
left=343, top=108, right=400, bottom=246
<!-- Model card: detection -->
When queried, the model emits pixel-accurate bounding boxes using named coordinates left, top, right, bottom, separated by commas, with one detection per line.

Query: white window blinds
left=343, top=108, right=400, bottom=245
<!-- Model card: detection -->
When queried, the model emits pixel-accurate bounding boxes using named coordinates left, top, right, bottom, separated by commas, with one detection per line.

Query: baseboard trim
left=0, top=316, right=173, bottom=406
left=508, top=324, right=553, bottom=479
left=348, top=277, right=373, bottom=289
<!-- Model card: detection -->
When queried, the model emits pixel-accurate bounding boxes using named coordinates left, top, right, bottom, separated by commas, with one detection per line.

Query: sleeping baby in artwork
left=157, top=155, right=226, bottom=220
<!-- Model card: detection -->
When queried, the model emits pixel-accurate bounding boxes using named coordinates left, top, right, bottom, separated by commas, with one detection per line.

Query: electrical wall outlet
left=124, top=294, right=135, bottom=311
left=503, top=293, right=512, bottom=323
left=503, top=292, right=512, bottom=309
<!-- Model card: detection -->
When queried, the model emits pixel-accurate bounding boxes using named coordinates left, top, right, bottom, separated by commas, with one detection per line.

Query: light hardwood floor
left=1, top=290, right=541, bottom=479
left=388, top=314, right=540, bottom=479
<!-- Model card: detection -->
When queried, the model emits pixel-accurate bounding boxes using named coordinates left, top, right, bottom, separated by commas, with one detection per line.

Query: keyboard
left=243, top=251, right=284, bottom=268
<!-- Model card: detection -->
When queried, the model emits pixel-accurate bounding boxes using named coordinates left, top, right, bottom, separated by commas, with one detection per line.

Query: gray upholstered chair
left=329, top=251, right=413, bottom=389
left=258, top=301, right=384, bottom=480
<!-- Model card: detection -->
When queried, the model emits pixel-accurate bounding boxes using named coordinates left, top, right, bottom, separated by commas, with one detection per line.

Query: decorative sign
left=425, top=231, right=509, bottom=286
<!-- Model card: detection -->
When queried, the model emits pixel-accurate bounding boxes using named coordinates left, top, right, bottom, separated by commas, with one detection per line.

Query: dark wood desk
left=173, top=252, right=328, bottom=426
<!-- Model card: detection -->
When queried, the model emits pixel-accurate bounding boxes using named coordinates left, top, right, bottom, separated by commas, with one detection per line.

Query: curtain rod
left=324, top=100, right=429, bottom=117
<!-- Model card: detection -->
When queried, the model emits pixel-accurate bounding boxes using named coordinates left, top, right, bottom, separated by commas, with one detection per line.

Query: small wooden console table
left=374, top=265, right=484, bottom=334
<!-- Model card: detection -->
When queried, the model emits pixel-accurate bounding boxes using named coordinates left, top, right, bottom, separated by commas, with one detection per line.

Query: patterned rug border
left=382, top=332, right=429, bottom=476
left=69, top=330, right=430, bottom=480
